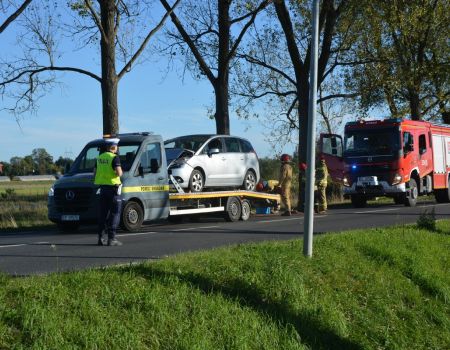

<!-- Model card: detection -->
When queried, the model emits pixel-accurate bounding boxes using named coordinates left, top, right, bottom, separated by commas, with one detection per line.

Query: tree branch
left=317, top=92, right=359, bottom=103
left=159, top=0, right=216, bottom=85
left=118, top=0, right=181, bottom=79
left=227, top=0, right=271, bottom=66
left=84, top=0, right=107, bottom=42
left=1, top=66, right=101, bottom=86
left=0, top=0, right=32, bottom=34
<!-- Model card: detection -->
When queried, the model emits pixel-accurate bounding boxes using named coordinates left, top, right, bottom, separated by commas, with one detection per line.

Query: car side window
left=239, top=139, right=253, bottom=153
left=140, top=142, right=161, bottom=170
left=224, top=138, right=241, bottom=153
left=203, top=138, right=223, bottom=154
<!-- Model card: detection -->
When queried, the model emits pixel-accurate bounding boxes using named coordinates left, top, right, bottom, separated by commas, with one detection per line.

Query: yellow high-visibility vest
left=94, top=152, right=121, bottom=186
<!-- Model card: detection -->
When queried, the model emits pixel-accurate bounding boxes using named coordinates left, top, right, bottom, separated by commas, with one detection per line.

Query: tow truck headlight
left=391, top=173, right=402, bottom=186
left=48, top=187, right=54, bottom=197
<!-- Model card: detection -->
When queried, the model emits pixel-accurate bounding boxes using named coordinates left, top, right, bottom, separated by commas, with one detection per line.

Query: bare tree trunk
left=100, top=0, right=119, bottom=135
left=216, top=0, right=231, bottom=135
left=408, top=88, right=421, bottom=120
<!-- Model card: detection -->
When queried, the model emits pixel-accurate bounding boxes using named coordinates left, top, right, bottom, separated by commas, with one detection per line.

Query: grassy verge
left=0, top=221, right=449, bottom=349
left=0, top=181, right=53, bottom=230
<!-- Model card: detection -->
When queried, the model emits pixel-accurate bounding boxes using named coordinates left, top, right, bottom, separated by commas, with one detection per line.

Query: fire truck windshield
left=344, top=127, right=400, bottom=158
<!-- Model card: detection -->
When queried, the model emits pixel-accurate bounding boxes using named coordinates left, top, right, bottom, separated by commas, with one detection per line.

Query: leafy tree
left=55, top=156, right=74, bottom=173
left=31, top=147, right=53, bottom=174
left=0, top=0, right=179, bottom=134
left=233, top=0, right=360, bottom=209
left=9, top=155, right=34, bottom=175
left=349, top=0, right=449, bottom=121
left=159, top=0, right=270, bottom=134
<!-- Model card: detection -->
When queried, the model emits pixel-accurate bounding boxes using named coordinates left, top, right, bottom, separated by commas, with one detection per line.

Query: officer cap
left=103, top=135, right=120, bottom=145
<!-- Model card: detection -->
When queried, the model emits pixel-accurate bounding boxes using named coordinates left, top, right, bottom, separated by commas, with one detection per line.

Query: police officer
left=278, top=154, right=293, bottom=216
left=315, top=155, right=328, bottom=214
left=94, top=137, right=123, bottom=246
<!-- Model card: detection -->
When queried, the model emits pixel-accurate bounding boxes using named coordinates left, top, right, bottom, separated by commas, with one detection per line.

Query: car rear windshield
left=164, top=135, right=210, bottom=152
left=69, top=142, right=140, bottom=174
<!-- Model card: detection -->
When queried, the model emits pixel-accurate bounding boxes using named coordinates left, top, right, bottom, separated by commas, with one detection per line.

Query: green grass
left=0, top=221, right=448, bottom=349
left=0, top=181, right=53, bottom=230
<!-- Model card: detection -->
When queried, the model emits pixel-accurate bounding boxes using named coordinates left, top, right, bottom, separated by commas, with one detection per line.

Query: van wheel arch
left=121, top=199, right=145, bottom=231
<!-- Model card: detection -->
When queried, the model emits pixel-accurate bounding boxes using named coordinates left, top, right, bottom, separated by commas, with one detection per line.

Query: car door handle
left=221, top=157, right=226, bottom=161
left=158, top=177, right=165, bottom=180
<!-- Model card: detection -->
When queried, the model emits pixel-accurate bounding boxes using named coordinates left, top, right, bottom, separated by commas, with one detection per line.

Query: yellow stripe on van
left=122, top=185, right=169, bottom=193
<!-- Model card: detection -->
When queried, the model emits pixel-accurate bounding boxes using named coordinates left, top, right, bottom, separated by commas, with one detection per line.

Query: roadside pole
left=303, top=0, right=319, bottom=257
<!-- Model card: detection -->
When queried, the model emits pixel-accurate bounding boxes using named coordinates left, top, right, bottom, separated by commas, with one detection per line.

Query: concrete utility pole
left=303, top=0, right=319, bottom=257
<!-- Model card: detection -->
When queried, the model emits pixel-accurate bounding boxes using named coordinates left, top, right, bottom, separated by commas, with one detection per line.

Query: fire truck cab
left=320, top=118, right=450, bottom=207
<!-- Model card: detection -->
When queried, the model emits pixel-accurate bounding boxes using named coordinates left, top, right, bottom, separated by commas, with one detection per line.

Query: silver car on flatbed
left=164, top=134, right=260, bottom=192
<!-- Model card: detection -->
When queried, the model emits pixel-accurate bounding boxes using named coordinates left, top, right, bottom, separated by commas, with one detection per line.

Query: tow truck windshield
left=344, top=127, right=400, bottom=158
left=68, top=142, right=141, bottom=174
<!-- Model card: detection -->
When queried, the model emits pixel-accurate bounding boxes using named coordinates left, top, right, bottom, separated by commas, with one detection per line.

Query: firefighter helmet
left=281, top=154, right=291, bottom=162
left=256, top=182, right=264, bottom=192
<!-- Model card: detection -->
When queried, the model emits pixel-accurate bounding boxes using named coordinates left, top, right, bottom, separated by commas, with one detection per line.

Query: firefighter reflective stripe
left=122, top=185, right=170, bottom=193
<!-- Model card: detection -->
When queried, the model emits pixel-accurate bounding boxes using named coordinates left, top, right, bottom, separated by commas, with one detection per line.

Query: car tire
left=405, top=178, right=418, bottom=207
left=242, top=170, right=257, bottom=191
left=121, top=201, right=144, bottom=232
left=225, top=196, right=242, bottom=222
left=240, top=199, right=251, bottom=221
left=57, top=222, right=80, bottom=232
left=351, top=195, right=367, bottom=208
left=189, top=169, right=204, bottom=192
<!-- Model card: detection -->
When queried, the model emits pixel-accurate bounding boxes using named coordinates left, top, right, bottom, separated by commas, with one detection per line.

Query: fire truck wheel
left=225, top=196, right=242, bottom=222
left=351, top=195, right=367, bottom=208
left=121, top=201, right=144, bottom=231
left=405, top=178, right=418, bottom=207
left=434, top=176, right=450, bottom=203
left=240, top=199, right=251, bottom=221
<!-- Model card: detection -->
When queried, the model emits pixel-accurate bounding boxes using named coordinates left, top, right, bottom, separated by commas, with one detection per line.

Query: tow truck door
left=124, top=138, right=170, bottom=221
left=319, top=133, right=345, bottom=183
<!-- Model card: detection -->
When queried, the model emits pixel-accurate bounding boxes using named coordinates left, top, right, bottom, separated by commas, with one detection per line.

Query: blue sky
left=1, top=3, right=298, bottom=163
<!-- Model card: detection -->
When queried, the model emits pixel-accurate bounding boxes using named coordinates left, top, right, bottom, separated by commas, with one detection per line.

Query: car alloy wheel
left=190, top=170, right=204, bottom=192
left=243, top=170, right=256, bottom=191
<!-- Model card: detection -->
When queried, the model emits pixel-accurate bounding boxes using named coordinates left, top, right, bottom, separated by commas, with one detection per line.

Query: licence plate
left=61, top=215, right=79, bottom=221
left=359, top=176, right=377, bottom=182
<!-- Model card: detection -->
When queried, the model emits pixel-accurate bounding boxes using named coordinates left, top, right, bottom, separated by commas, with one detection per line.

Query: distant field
left=0, top=180, right=54, bottom=196
left=0, top=181, right=54, bottom=230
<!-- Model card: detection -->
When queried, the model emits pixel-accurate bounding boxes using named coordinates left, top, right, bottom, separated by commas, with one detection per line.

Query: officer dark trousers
left=98, top=185, right=122, bottom=240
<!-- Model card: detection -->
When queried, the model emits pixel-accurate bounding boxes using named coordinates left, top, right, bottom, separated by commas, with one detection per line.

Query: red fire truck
left=320, top=118, right=450, bottom=207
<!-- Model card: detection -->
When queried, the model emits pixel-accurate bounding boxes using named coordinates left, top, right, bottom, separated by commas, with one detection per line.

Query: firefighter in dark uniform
left=94, top=137, right=123, bottom=246
left=315, top=155, right=328, bottom=214
left=278, top=154, right=293, bottom=216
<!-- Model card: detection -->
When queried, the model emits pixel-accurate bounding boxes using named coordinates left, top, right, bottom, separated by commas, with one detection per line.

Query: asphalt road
left=1, top=201, right=448, bottom=276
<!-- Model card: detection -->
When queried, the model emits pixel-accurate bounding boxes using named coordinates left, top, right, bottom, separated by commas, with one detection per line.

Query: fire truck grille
left=54, top=188, right=93, bottom=213
left=350, top=166, right=391, bottom=182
